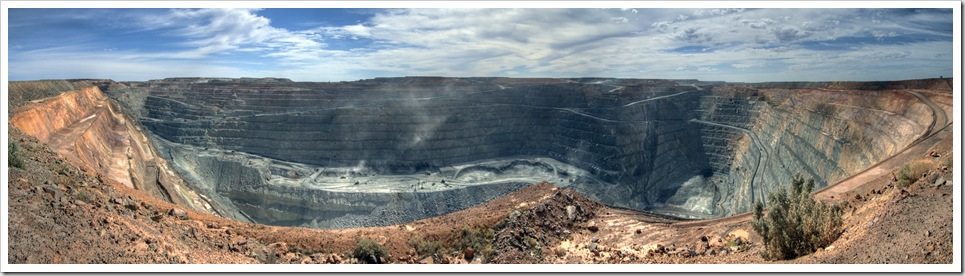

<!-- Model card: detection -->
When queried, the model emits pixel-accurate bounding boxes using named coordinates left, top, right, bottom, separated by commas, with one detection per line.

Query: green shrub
left=752, top=174, right=843, bottom=260
left=409, top=236, right=444, bottom=258
left=897, top=160, right=931, bottom=188
left=352, top=238, right=387, bottom=264
left=8, top=141, right=24, bottom=169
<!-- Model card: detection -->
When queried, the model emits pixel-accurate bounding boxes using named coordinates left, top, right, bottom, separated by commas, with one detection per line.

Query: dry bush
left=752, top=174, right=843, bottom=260
left=897, top=160, right=932, bottom=188
left=409, top=236, right=444, bottom=258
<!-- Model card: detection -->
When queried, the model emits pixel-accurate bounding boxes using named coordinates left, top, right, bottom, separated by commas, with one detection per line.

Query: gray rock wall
left=122, top=77, right=931, bottom=225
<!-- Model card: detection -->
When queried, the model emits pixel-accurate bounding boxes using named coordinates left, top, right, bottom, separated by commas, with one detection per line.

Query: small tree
left=752, top=174, right=843, bottom=260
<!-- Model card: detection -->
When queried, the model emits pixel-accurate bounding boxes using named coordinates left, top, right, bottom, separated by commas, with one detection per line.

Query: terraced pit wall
left=700, top=85, right=936, bottom=216
left=95, top=77, right=942, bottom=227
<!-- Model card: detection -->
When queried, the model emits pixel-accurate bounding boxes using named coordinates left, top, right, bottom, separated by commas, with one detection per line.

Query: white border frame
left=1, top=1, right=960, bottom=273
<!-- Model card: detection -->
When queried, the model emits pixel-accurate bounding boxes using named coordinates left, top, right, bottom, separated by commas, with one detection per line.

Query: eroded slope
left=9, top=81, right=213, bottom=214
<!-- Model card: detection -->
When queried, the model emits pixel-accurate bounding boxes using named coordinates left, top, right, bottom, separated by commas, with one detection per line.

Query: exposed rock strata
left=94, top=77, right=942, bottom=224
left=9, top=82, right=214, bottom=214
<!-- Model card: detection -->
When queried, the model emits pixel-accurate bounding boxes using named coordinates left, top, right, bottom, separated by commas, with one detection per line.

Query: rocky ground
left=5, top=122, right=956, bottom=267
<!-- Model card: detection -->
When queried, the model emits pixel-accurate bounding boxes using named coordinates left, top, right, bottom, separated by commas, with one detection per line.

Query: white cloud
left=731, top=61, right=765, bottom=69
left=673, top=27, right=714, bottom=43
left=772, top=26, right=810, bottom=42
left=7, top=8, right=954, bottom=82
left=313, top=8, right=658, bottom=76
left=131, top=9, right=328, bottom=62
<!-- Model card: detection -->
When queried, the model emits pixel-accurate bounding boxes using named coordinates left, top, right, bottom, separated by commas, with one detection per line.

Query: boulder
left=695, top=244, right=707, bottom=255
left=168, top=208, right=189, bottom=219
left=926, top=172, right=939, bottom=185
left=674, top=247, right=694, bottom=257
left=566, top=205, right=577, bottom=221
left=42, top=185, right=62, bottom=199
left=326, top=254, right=344, bottom=264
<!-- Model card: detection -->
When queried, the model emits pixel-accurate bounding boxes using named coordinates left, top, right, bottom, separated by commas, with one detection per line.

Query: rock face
left=66, top=77, right=947, bottom=227
left=681, top=86, right=938, bottom=217
left=9, top=81, right=214, bottom=214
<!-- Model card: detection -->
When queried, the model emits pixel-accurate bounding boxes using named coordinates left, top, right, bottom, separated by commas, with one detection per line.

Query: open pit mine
left=8, top=77, right=952, bottom=229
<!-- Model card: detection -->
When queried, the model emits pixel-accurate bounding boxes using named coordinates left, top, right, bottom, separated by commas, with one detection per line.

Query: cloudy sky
left=5, top=7, right=955, bottom=82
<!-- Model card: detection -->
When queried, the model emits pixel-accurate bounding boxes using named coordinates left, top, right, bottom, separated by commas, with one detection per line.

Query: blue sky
left=4, top=7, right=955, bottom=82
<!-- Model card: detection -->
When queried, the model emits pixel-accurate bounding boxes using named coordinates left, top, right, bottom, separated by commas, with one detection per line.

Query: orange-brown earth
left=4, top=81, right=956, bottom=268
left=9, top=85, right=211, bottom=213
